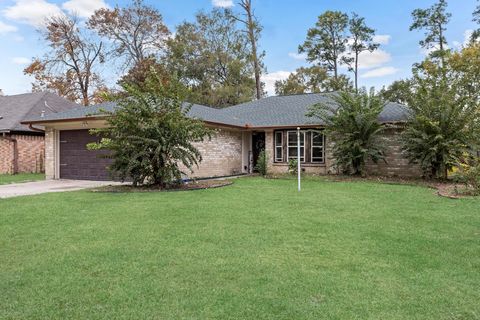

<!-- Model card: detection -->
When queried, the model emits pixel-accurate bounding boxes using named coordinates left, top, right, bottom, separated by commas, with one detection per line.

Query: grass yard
left=0, top=173, right=44, bottom=185
left=1, top=177, right=479, bottom=319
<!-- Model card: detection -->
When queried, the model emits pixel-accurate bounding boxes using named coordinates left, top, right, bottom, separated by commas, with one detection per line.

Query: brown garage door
left=59, top=129, right=113, bottom=180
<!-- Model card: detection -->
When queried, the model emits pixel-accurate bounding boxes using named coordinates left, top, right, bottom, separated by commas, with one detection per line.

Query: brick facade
left=0, top=133, right=45, bottom=174
left=365, top=128, right=421, bottom=177
left=180, top=128, right=244, bottom=178
left=264, top=128, right=420, bottom=177
left=43, top=127, right=244, bottom=180
left=0, top=138, right=13, bottom=174
left=42, top=125, right=420, bottom=180
left=44, top=128, right=56, bottom=179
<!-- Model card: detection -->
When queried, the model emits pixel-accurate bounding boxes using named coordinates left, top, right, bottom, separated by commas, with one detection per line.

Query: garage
left=59, top=129, right=113, bottom=180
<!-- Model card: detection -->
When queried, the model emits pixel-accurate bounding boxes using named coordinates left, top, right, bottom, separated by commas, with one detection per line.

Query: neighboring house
left=22, top=92, right=420, bottom=181
left=0, top=92, right=79, bottom=174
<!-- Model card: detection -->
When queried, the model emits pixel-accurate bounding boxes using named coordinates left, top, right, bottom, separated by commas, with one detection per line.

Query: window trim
left=273, top=129, right=325, bottom=165
left=310, top=130, right=325, bottom=164
left=287, top=130, right=306, bottom=163
left=274, top=131, right=283, bottom=162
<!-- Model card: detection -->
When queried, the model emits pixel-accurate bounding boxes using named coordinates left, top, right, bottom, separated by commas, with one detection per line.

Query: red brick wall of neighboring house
left=0, top=134, right=45, bottom=174
left=0, top=138, right=14, bottom=174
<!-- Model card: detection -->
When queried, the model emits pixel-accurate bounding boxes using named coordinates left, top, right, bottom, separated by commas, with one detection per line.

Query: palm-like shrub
left=308, top=89, right=386, bottom=175
left=402, top=54, right=480, bottom=179
left=88, top=72, right=211, bottom=188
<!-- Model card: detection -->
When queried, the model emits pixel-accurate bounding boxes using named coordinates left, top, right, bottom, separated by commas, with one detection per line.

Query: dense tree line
left=24, top=0, right=264, bottom=107
left=306, top=0, right=480, bottom=180
left=276, top=10, right=378, bottom=95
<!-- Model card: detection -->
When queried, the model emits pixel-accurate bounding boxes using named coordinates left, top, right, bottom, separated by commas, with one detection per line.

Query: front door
left=252, top=132, right=265, bottom=171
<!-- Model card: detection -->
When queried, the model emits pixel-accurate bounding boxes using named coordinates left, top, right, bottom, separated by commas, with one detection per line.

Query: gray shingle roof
left=0, top=92, right=79, bottom=132
left=22, top=92, right=410, bottom=128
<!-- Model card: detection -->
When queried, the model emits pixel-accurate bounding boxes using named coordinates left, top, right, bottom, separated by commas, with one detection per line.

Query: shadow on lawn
left=90, top=179, right=233, bottom=193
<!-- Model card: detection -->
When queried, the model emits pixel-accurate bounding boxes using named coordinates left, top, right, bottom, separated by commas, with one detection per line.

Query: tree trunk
left=438, top=23, right=446, bottom=73
left=82, top=91, right=89, bottom=106
left=354, top=51, right=359, bottom=93
left=240, top=0, right=262, bottom=99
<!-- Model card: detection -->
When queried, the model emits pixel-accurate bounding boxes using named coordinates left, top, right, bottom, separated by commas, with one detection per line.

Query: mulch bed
left=268, top=174, right=478, bottom=199
left=91, top=179, right=233, bottom=193
left=325, top=175, right=477, bottom=199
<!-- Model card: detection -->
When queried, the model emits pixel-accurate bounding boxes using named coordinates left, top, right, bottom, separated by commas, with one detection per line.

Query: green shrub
left=307, top=89, right=386, bottom=176
left=453, top=157, right=480, bottom=195
left=255, top=150, right=268, bottom=176
left=88, top=72, right=211, bottom=188
left=288, top=159, right=298, bottom=175
left=402, top=52, right=480, bottom=179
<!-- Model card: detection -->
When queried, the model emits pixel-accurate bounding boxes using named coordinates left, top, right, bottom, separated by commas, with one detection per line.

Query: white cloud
left=357, top=49, right=391, bottom=69
left=12, top=57, right=30, bottom=65
left=373, top=34, right=391, bottom=45
left=341, top=48, right=391, bottom=70
left=0, top=21, right=18, bottom=34
left=212, top=0, right=234, bottom=8
left=3, top=0, right=63, bottom=27
left=453, top=29, right=474, bottom=49
left=288, top=52, right=307, bottom=61
left=62, top=0, right=109, bottom=18
left=262, top=71, right=292, bottom=96
left=360, top=66, right=399, bottom=78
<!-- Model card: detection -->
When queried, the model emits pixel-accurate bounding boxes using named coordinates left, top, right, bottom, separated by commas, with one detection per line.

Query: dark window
left=274, top=129, right=325, bottom=164
left=287, top=130, right=305, bottom=162
left=274, top=131, right=283, bottom=162
left=311, top=130, right=324, bottom=163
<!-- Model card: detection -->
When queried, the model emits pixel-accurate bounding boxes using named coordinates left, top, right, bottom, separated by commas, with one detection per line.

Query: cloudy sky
left=0, top=0, right=477, bottom=96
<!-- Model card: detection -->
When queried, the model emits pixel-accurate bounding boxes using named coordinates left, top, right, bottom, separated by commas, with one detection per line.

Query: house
left=0, top=92, right=79, bottom=174
left=21, top=92, right=420, bottom=181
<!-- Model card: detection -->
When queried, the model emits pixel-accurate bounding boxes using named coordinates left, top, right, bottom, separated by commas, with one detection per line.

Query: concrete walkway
left=0, top=180, right=123, bottom=199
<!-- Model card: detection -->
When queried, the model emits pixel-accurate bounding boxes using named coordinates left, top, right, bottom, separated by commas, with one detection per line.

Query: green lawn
left=0, top=173, right=44, bottom=185
left=1, top=177, right=479, bottom=319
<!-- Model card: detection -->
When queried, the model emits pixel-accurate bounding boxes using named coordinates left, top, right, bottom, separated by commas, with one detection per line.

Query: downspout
left=2, top=132, right=18, bottom=174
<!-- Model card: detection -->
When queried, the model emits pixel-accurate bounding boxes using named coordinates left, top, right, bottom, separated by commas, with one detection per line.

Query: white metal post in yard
left=297, top=127, right=301, bottom=192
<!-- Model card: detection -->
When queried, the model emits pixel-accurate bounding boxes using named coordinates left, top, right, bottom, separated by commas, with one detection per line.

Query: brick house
left=0, top=92, right=79, bottom=174
left=22, top=92, right=419, bottom=181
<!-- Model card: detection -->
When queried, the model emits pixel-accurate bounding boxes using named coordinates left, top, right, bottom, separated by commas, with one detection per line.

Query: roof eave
left=21, top=113, right=408, bottom=129
left=21, top=114, right=108, bottom=125
left=21, top=115, right=247, bottom=130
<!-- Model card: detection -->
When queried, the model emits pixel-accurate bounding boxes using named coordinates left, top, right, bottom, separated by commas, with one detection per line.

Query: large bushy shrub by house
left=402, top=47, right=480, bottom=179
left=308, top=89, right=386, bottom=176
left=88, top=72, right=211, bottom=188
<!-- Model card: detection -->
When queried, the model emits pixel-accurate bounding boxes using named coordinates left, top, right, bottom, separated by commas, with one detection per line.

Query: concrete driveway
left=0, top=179, right=123, bottom=199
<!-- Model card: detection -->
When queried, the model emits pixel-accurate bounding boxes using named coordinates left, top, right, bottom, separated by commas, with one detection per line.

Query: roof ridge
left=16, top=92, right=48, bottom=124
left=273, top=90, right=337, bottom=97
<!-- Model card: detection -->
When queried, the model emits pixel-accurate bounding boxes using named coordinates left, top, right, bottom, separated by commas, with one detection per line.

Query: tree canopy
left=274, top=67, right=352, bottom=95
left=410, top=0, right=451, bottom=67
left=88, top=0, right=170, bottom=69
left=24, top=15, right=106, bottom=106
left=345, top=13, right=379, bottom=91
left=299, top=11, right=349, bottom=88
left=165, top=8, right=256, bottom=108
